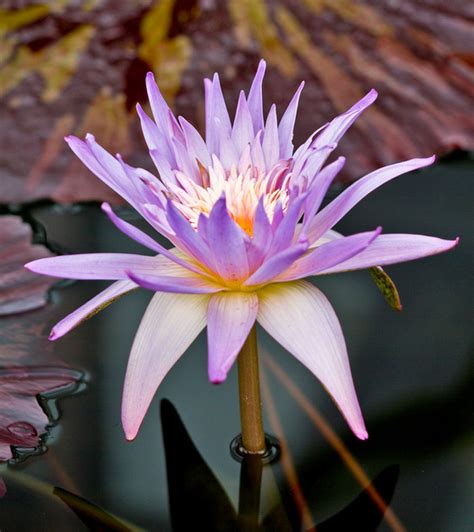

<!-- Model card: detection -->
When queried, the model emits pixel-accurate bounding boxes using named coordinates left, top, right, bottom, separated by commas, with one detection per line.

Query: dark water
left=0, top=156, right=472, bottom=531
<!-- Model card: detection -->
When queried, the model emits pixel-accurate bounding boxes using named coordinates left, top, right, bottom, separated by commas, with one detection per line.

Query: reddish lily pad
left=0, top=215, right=56, bottom=316
left=0, top=0, right=472, bottom=204
left=0, top=365, right=81, bottom=462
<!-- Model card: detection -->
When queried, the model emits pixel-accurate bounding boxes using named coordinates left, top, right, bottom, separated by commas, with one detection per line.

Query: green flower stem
left=237, top=325, right=266, bottom=454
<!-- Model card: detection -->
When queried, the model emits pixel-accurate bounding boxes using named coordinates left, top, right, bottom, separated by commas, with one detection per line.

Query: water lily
left=26, top=60, right=457, bottom=444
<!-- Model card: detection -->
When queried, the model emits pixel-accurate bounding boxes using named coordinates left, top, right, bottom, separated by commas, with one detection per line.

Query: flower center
left=166, top=163, right=291, bottom=236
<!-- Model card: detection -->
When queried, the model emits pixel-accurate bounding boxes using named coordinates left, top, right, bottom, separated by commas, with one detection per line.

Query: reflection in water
left=0, top=365, right=82, bottom=463
left=161, top=399, right=400, bottom=531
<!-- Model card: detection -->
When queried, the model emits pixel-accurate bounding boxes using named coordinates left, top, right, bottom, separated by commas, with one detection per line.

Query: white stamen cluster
left=166, top=161, right=292, bottom=236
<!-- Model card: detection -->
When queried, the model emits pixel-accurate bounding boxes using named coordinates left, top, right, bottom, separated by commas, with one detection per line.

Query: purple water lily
left=26, top=60, right=457, bottom=441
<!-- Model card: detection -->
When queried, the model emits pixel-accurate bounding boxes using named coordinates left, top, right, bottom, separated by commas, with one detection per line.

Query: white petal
left=257, top=280, right=367, bottom=439
left=122, top=292, right=209, bottom=440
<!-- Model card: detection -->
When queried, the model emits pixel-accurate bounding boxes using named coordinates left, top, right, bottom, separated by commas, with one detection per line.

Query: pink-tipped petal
left=257, top=281, right=368, bottom=439
left=318, top=234, right=460, bottom=274
left=122, top=292, right=209, bottom=440
left=49, top=280, right=137, bottom=340
left=278, top=228, right=382, bottom=281
left=307, top=156, right=436, bottom=243
left=207, top=292, right=259, bottom=383
left=278, top=81, right=304, bottom=159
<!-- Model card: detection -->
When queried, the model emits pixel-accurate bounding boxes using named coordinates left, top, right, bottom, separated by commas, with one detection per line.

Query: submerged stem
left=237, top=325, right=266, bottom=454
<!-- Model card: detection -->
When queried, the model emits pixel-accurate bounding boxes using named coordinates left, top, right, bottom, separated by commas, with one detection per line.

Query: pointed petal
left=312, top=89, right=378, bottom=149
left=278, top=82, right=304, bottom=159
left=247, top=59, right=266, bottom=133
left=49, top=280, right=136, bottom=340
left=101, top=202, right=166, bottom=254
left=136, top=103, right=172, bottom=163
left=244, top=242, right=308, bottom=286
left=257, top=281, right=367, bottom=439
left=301, top=157, right=346, bottom=234
left=166, top=201, right=214, bottom=270
left=127, top=270, right=223, bottom=294
left=178, top=116, right=211, bottom=169
left=146, top=72, right=179, bottom=134
left=207, top=292, right=258, bottom=382
left=122, top=292, right=209, bottom=440
left=232, top=91, right=254, bottom=155
left=207, top=196, right=249, bottom=281
left=25, top=253, right=163, bottom=280
left=317, top=234, right=459, bottom=274
left=65, top=136, right=137, bottom=207
left=262, top=104, right=279, bottom=168
left=268, top=193, right=307, bottom=255
left=149, top=149, right=176, bottom=184
left=306, top=156, right=436, bottom=243
left=277, top=228, right=381, bottom=281
left=205, top=74, right=232, bottom=155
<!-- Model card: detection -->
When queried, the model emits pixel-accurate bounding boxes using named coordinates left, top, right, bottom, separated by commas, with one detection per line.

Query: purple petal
left=312, top=89, right=378, bottom=150
left=145, top=72, right=179, bottom=135
left=25, top=253, right=170, bottom=280
left=166, top=201, right=214, bottom=270
left=244, top=242, right=309, bottom=286
left=306, top=156, right=436, bottom=243
left=149, top=149, right=177, bottom=184
left=216, top=118, right=239, bottom=169
left=126, top=270, right=222, bottom=294
left=136, top=103, right=174, bottom=165
left=267, top=193, right=307, bottom=256
left=65, top=136, right=136, bottom=206
left=122, top=292, right=209, bottom=440
left=101, top=202, right=164, bottom=254
left=49, top=280, right=136, bottom=340
left=101, top=202, right=206, bottom=275
left=257, top=281, right=368, bottom=440
left=207, top=196, right=249, bottom=281
left=205, top=74, right=232, bottom=156
left=232, top=91, right=254, bottom=155
left=262, top=104, right=279, bottom=169
left=301, top=157, right=346, bottom=234
left=247, top=59, right=266, bottom=133
left=178, top=116, right=211, bottom=169
left=207, top=292, right=259, bottom=383
left=317, top=234, right=459, bottom=274
left=278, top=82, right=304, bottom=159
left=277, top=228, right=381, bottom=281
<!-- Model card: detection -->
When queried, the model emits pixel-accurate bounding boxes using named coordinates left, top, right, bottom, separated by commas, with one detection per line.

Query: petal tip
left=48, top=329, right=60, bottom=341
left=357, top=429, right=369, bottom=440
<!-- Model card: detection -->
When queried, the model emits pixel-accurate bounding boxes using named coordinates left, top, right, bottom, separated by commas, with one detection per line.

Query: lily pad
left=0, top=215, right=56, bottom=316
left=0, top=0, right=472, bottom=203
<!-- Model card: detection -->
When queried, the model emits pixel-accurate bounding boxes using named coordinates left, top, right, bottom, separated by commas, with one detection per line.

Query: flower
left=26, top=60, right=458, bottom=441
